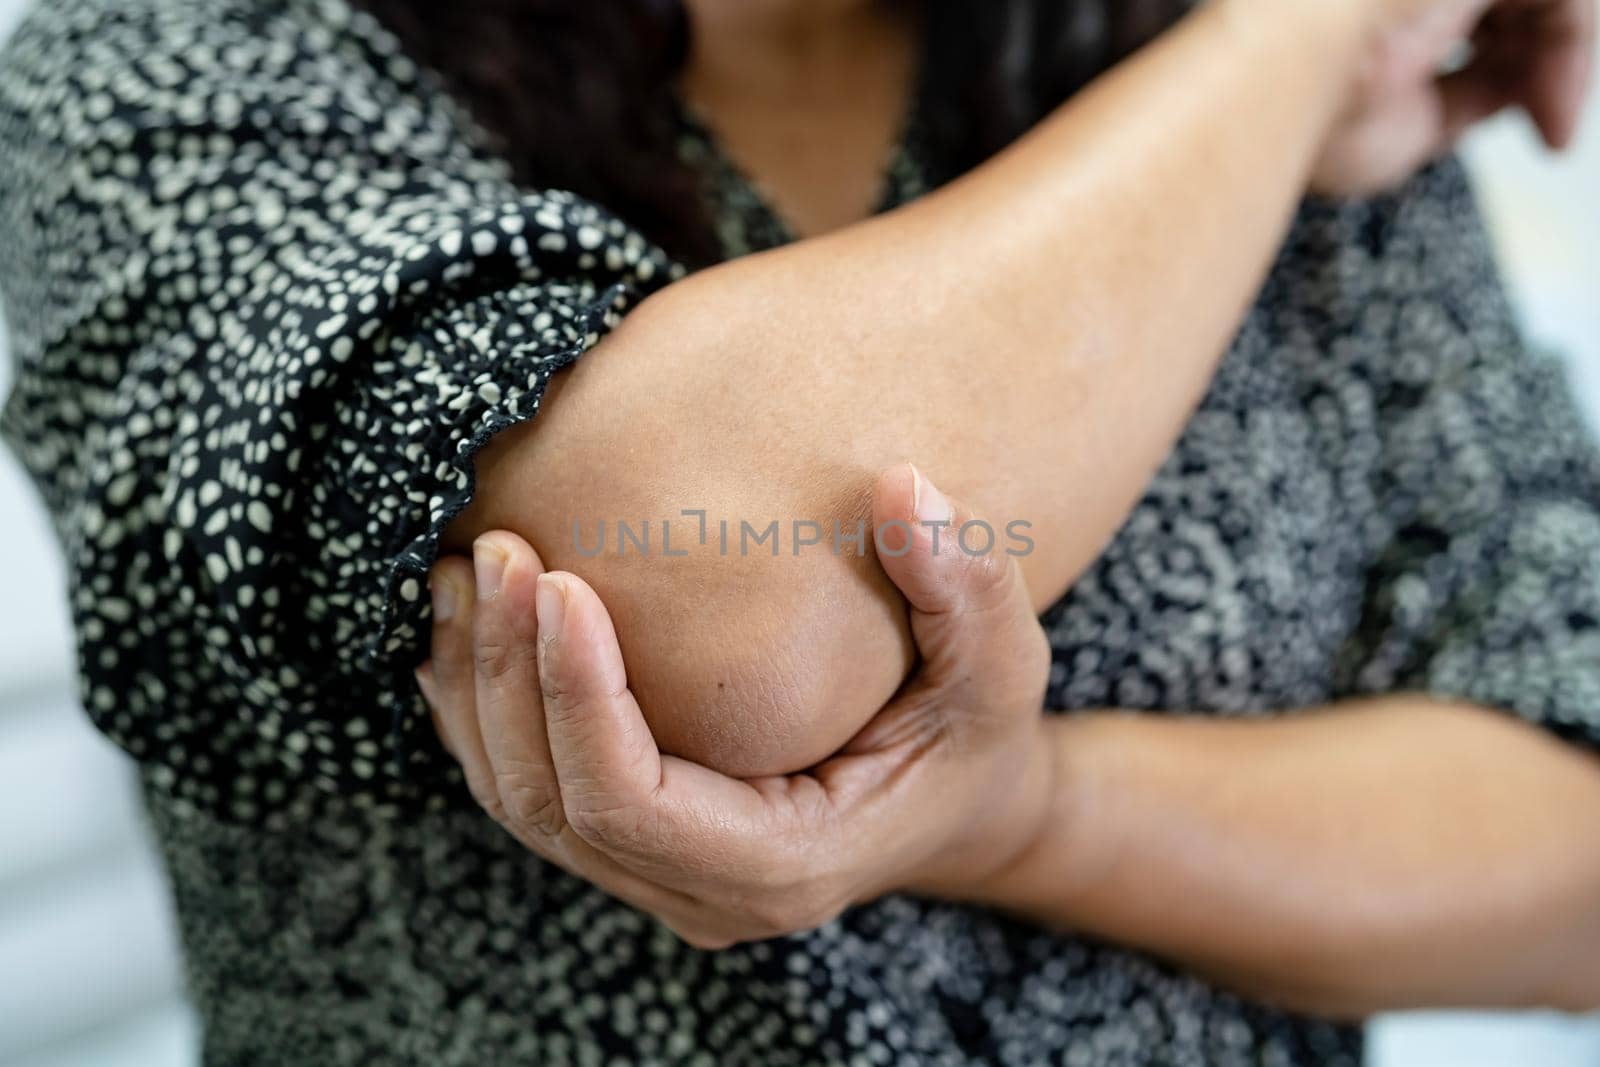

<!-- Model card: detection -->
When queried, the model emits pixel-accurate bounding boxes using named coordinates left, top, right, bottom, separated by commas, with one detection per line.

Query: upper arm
left=444, top=280, right=917, bottom=778
left=0, top=0, right=712, bottom=815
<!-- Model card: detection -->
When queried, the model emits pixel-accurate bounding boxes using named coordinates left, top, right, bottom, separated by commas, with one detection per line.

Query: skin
left=423, top=0, right=1600, bottom=1016
left=675, top=0, right=922, bottom=237
left=446, top=0, right=1594, bottom=779
left=420, top=468, right=1600, bottom=1015
left=423, top=467, right=1059, bottom=951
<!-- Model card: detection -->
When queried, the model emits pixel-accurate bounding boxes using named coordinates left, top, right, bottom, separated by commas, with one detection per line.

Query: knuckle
left=472, top=636, right=522, bottom=682
left=929, top=548, right=1012, bottom=626
left=537, top=653, right=584, bottom=718
left=563, top=794, right=640, bottom=849
left=944, top=553, right=1050, bottom=706
left=563, top=802, right=607, bottom=843
left=956, top=546, right=1012, bottom=602
left=499, top=777, right=565, bottom=839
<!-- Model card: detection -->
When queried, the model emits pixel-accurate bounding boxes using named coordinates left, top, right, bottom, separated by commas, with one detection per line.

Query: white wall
left=0, top=1, right=1594, bottom=1063
left=0, top=1, right=195, bottom=1058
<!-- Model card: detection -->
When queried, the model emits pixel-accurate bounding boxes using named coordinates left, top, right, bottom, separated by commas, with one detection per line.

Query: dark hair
left=356, top=0, right=1189, bottom=264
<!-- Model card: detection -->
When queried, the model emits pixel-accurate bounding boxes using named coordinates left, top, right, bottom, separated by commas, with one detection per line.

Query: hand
left=415, top=464, right=1056, bottom=948
left=1313, top=0, right=1594, bottom=195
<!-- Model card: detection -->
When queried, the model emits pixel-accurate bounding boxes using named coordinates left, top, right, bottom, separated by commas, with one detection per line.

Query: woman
left=1, top=0, right=1597, bottom=1061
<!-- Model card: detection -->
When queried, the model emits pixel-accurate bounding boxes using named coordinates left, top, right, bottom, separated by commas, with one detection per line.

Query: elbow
left=585, top=543, right=915, bottom=780
left=448, top=335, right=917, bottom=778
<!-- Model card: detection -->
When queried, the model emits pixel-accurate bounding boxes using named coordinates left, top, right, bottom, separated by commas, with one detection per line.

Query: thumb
left=1434, top=64, right=1516, bottom=149
left=1518, top=6, right=1594, bottom=150
left=870, top=464, right=1049, bottom=718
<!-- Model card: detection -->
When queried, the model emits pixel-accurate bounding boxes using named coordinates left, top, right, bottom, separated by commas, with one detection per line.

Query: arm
left=445, top=0, right=1382, bottom=776
left=0, top=0, right=686, bottom=814
left=958, top=124, right=1600, bottom=1014
left=421, top=471, right=1600, bottom=1012
left=980, top=700, right=1600, bottom=1017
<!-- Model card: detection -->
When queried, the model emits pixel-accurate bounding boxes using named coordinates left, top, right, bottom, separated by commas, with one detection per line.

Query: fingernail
left=429, top=571, right=456, bottom=621
left=414, top=662, right=436, bottom=705
left=474, top=538, right=507, bottom=601
left=535, top=573, right=566, bottom=641
left=910, top=463, right=951, bottom=524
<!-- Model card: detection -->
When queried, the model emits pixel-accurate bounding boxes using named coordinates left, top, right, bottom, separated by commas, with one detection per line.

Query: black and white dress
left=3, top=0, right=1598, bottom=1063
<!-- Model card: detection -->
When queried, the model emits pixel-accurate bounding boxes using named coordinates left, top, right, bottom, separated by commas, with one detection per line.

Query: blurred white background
left=0, top=1, right=1596, bottom=1063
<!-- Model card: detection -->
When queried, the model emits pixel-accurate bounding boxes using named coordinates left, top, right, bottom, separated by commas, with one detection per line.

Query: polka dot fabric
left=2, top=0, right=1599, bottom=1063
left=0, top=0, right=675, bottom=824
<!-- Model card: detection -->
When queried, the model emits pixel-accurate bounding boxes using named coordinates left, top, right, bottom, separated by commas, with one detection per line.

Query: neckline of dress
left=671, top=93, right=923, bottom=251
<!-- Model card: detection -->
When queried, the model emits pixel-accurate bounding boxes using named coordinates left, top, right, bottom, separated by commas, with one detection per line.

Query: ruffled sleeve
left=0, top=0, right=676, bottom=823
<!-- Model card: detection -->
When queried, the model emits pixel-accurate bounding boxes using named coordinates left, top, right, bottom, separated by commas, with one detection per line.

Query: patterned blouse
left=3, top=0, right=1598, bottom=1064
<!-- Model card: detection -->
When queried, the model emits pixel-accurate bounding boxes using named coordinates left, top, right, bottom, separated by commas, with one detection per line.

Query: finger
left=1518, top=0, right=1595, bottom=149
left=517, top=552, right=857, bottom=909
left=421, top=556, right=503, bottom=813
left=533, top=569, right=783, bottom=892
left=535, top=573, right=776, bottom=864
left=469, top=534, right=652, bottom=876
left=465, top=537, right=749, bottom=925
left=470, top=530, right=571, bottom=843
left=1434, top=63, right=1517, bottom=148
left=868, top=463, right=1049, bottom=719
left=1369, top=67, right=1510, bottom=191
left=535, top=570, right=665, bottom=838
left=1470, top=1, right=1594, bottom=149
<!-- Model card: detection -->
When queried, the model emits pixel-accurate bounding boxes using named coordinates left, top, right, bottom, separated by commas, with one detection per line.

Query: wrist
left=968, top=713, right=1126, bottom=920
left=1211, top=0, right=1381, bottom=138
left=986, top=715, right=1068, bottom=896
left=1220, top=0, right=1382, bottom=52
left=897, top=715, right=1061, bottom=903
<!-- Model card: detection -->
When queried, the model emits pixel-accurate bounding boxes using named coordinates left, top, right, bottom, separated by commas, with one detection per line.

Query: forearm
left=980, top=699, right=1600, bottom=1016
left=449, top=0, right=1380, bottom=774
left=509, top=0, right=1373, bottom=594
left=866, top=0, right=1370, bottom=597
